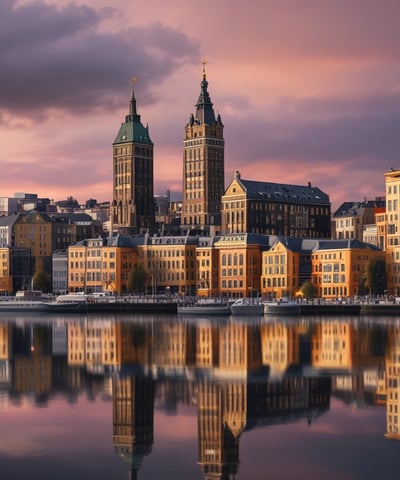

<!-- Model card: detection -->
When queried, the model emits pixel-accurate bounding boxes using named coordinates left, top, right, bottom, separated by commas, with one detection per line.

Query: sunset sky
left=2, top=0, right=400, bottom=211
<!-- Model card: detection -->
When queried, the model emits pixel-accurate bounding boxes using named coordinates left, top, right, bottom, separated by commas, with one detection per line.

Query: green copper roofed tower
left=182, top=62, right=225, bottom=235
left=112, top=78, right=155, bottom=234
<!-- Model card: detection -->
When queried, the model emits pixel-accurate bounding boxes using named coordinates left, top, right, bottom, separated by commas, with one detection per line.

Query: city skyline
left=1, top=0, right=400, bottom=210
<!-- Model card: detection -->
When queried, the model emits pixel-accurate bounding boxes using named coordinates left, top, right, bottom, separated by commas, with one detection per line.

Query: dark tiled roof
left=314, top=239, right=382, bottom=251
left=0, top=213, right=21, bottom=227
left=238, top=179, right=330, bottom=205
left=333, top=200, right=385, bottom=217
left=273, top=236, right=319, bottom=253
left=50, top=213, right=93, bottom=223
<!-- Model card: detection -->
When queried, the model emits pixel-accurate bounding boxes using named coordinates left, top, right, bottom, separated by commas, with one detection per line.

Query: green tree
left=300, top=280, right=317, bottom=299
left=127, top=265, right=147, bottom=293
left=32, top=270, right=52, bottom=293
left=364, top=259, right=386, bottom=296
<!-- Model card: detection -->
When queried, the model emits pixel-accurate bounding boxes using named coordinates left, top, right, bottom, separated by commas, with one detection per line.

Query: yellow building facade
left=215, top=234, right=270, bottom=298
left=0, top=248, right=12, bottom=293
left=385, top=168, right=400, bottom=296
left=68, top=237, right=139, bottom=294
left=140, top=236, right=198, bottom=296
left=312, top=239, right=385, bottom=300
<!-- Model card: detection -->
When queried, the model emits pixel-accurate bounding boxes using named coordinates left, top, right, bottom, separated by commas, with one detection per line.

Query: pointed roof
left=114, top=80, right=152, bottom=145
left=189, top=63, right=223, bottom=127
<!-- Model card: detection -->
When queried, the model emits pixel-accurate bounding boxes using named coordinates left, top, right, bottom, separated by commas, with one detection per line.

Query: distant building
left=0, top=214, right=19, bottom=247
left=0, top=247, right=32, bottom=294
left=181, top=65, right=225, bottom=235
left=332, top=198, right=385, bottom=241
left=0, top=197, right=19, bottom=216
left=111, top=81, right=155, bottom=234
left=52, top=251, right=68, bottom=294
left=221, top=171, right=331, bottom=238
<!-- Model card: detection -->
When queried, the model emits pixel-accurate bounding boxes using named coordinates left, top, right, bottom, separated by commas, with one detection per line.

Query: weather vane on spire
left=131, top=76, right=137, bottom=86
left=202, top=59, right=207, bottom=78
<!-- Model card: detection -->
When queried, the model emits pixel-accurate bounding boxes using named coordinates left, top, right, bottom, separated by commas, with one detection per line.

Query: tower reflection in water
left=4, top=315, right=398, bottom=478
left=104, top=316, right=330, bottom=479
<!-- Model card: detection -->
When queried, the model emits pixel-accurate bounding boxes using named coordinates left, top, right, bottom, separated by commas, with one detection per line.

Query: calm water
left=0, top=312, right=399, bottom=480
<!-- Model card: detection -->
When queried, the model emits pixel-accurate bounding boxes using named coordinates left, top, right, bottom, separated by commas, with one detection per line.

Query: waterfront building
left=215, top=233, right=271, bottom=298
left=52, top=251, right=68, bottom=294
left=140, top=234, right=198, bottom=296
left=196, top=236, right=220, bottom=298
left=332, top=199, right=385, bottom=241
left=0, top=247, right=32, bottom=294
left=68, top=235, right=139, bottom=294
left=385, top=168, right=400, bottom=296
left=260, top=236, right=316, bottom=300
left=311, top=239, right=385, bottom=299
left=111, top=80, right=155, bottom=234
left=181, top=64, right=225, bottom=234
left=0, top=247, right=33, bottom=295
left=221, top=171, right=331, bottom=237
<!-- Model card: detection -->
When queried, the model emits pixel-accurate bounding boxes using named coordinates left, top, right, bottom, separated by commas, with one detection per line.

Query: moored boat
left=178, top=301, right=231, bottom=316
left=0, top=299, right=48, bottom=313
left=230, top=298, right=264, bottom=315
left=263, top=300, right=300, bottom=316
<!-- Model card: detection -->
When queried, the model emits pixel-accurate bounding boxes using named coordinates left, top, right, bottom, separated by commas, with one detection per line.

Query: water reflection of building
left=197, top=380, right=242, bottom=480
left=311, top=320, right=377, bottom=370
left=0, top=323, right=11, bottom=387
left=12, top=325, right=52, bottom=401
left=385, top=324, right=400, bottom=440
left=260, top=322, right=300, bottom=376
left=113, top=374, right=155, bottom=480
left=0, top=316, right=334, bottom=477
left=311, top=320, right=386, bottom=409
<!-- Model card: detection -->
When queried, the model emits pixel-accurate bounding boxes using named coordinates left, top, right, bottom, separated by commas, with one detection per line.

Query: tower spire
left=129, top=76, right=138, bottom=119
left=195, top=60, right=217, bottom=125
left=202, top=58, right=207, bottom=80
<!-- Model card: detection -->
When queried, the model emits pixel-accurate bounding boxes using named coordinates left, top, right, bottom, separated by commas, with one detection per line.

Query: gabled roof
left=0, top=213, right=21, bottom=227
left=333, top=199, right=385, bottom=217
left=271, top=236, right=319, bottom=253
left=230, top=173, right=330, bottom=206
left=16, top=210, right=53, bottom=223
